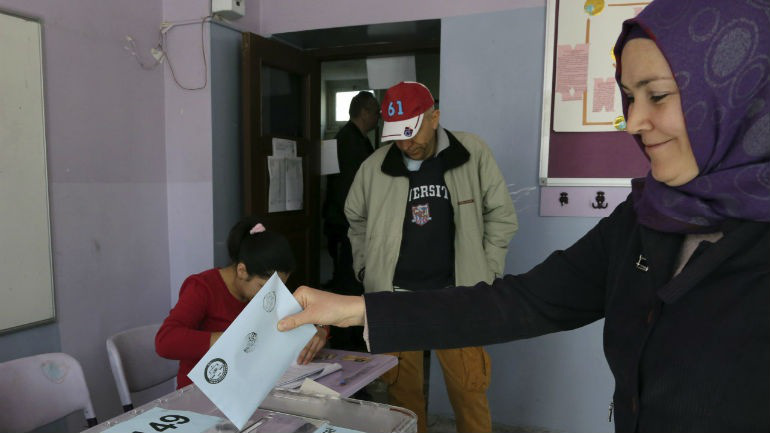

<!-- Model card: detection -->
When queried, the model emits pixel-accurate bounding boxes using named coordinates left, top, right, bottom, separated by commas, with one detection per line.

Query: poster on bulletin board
left=539, top=0, right=651, bottom=187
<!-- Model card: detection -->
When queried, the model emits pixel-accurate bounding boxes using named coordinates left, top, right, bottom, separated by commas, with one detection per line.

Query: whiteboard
left=0, top=11, right=55, bottom=333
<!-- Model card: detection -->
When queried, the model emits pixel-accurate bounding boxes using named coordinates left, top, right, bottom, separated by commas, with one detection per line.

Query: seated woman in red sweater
left=155, top=216, right=328, bottom=388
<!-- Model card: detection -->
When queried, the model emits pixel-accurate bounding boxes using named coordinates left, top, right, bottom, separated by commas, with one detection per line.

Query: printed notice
left=592, top=77, right=616, bottom=112
left=268, top=156, right=286, bottom=213
left=320, top=139, right=340, bottom=175
left=555, top=44, right=589, bottom=102
left=268, top=156, right=303, bottom=212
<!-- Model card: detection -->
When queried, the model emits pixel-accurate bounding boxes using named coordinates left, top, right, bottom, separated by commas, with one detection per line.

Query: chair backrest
left=0, top=352, right=97, bottom=433
left=106, top=323, right=177, bottom=411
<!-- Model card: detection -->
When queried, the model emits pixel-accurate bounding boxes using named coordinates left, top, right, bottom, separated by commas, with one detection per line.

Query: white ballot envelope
left=188, top=273, right=317, bottom=430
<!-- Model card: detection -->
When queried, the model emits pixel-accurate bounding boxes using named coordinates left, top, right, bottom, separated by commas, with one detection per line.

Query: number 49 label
left=102, top=407, right=223, bottom=433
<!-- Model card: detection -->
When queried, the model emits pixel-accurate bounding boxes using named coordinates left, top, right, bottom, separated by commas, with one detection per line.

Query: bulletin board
left=0, top=11, right=56, bottom=333
left=539, top=0, right=651, bottom=187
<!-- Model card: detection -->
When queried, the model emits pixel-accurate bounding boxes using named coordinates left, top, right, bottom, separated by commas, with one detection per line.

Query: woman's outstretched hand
left=296, top=325, right=327, bottom=364
left=278, top=286, right=366, bottom=332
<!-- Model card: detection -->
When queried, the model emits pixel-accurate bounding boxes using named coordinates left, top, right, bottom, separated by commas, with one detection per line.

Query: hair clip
left=249, top=223, right=266, bottom=234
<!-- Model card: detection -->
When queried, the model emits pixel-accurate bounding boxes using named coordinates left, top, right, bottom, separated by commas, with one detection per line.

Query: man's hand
left=278, top=286, right=366, bottom=332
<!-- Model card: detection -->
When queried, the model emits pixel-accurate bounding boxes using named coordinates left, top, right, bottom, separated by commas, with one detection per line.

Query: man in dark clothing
left=322, top=91, right=379, bottom=351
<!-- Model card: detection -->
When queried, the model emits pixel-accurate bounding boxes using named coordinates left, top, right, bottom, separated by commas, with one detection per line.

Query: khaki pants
left=381, top=347, right=492, bottom=433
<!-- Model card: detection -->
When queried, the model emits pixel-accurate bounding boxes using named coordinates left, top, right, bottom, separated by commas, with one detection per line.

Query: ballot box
left=83, top=385, right=417, bottom=433
left=262, top=389, right=417, bottom=433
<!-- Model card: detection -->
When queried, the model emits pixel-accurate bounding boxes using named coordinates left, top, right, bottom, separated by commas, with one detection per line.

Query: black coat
left=323, top=121, right=374, bottom=229
left=365, top=198, right=770, bottom=432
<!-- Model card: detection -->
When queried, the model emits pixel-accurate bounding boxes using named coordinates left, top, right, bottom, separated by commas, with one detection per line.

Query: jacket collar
left=380, top=128, right=471, bottom=177
left=656, top=221, right=768, bottom=304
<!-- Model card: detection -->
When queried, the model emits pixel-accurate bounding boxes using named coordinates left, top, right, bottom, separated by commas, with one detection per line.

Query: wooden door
left=241, top=33, right=321, bottom=289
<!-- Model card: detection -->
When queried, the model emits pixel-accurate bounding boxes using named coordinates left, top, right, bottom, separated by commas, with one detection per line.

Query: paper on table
left=297, top=378, right=340, bottom=397
left=188, top=273, right=317, bottom=430
left=275, top=362, right=342, bottom=389
left=101, top=407, right=222, bottom=433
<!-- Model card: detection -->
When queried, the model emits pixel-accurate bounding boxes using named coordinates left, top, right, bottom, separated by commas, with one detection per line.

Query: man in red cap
left=344, top=81, right=518, bottom=432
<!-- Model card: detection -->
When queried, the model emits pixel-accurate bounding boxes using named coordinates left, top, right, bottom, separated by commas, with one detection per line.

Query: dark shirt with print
left=393, top=156, right=454, bottom=291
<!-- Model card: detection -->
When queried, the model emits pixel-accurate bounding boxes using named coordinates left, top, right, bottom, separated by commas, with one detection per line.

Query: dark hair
left=348, top=91, right=377, bottom=118
left=226, top=216, right=296, bottom=279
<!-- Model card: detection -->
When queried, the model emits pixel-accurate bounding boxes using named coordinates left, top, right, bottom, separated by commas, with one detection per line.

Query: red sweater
left=155, top=268, right=246, bottom=388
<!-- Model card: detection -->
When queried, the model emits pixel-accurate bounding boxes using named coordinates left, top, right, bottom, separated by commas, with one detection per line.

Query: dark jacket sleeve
left=364, top=200, right=635, bottom=353
left=336, top=126, right=372, bottom=208
left=325, top=124, right=373, bottom=227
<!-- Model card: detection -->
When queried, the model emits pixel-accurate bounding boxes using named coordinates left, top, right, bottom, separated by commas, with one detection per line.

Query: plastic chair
left=106, top=323, right=177, bottom=411
left=0, top=352, right=97, bottom=433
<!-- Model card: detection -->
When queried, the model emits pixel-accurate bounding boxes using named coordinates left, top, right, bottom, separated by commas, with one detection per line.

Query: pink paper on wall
left=592, top=77, right=615, bottom=113
left=555, top=44, right=589, bottom=102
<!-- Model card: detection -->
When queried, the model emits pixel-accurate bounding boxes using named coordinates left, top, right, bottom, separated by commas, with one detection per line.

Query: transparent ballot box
left=82, top=385, right=417, bottom=433
left=82, top=385, right=324, bottom=433
left=262, top=389, right=417, bottom=433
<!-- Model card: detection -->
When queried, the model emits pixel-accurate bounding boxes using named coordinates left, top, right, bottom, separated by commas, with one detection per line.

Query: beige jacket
left=345, top=128, right=518, bottom=293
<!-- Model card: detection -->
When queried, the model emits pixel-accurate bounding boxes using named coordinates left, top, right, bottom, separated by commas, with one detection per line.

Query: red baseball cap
left=380, top=81, right=435, bottom=141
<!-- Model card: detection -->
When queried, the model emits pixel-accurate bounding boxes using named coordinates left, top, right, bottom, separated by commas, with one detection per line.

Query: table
left=82, top=349, right=411, bottom=433
left=307, top=348, right=396, bottom=397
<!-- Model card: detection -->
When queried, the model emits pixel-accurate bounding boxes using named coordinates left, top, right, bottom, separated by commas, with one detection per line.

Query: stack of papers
left=275, top=362, right=342, bottom=390
left=187, top=273, right=318, bottom=430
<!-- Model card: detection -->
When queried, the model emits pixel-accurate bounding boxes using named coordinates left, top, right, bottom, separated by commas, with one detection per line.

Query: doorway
left=271, top=19, right=441, bottom=286
left=210, top=19, right=440, bottom=289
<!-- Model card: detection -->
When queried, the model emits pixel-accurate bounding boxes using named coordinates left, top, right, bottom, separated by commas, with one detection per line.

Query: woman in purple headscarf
left=278, top=0, right=769, bottom=431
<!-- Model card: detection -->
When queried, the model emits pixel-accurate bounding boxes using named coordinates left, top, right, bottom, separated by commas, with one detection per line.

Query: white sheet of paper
left=272, top=138, right=297, bottom=158
left=320, top=139, right=340, bottom=175
left=101, top=407, right=222, bottom=433
left=188, top=273, right=317, bottom=430
left=275, top=362, right=342, bottom=390
left=285, top=157, right=303, bottom=211
left=267, top=156, right=286, bottom=213
left=297, top=378, right=340, bottom=397
left=366, top=55, right=416, bottom=89
left=323, top=426, right=366, bottom=433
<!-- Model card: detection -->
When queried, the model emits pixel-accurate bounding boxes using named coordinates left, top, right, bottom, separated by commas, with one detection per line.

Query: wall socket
left=212, top=0, right=245, bottom=20
left=150, top=48, right=165, bottom=63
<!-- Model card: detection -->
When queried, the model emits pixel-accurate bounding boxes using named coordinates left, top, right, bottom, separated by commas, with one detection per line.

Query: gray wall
left=0, top=3, right=615, bottom=431
left=211, top=23, right=244, bottom=268
left=0, top=0, right=171, bottom=429
left=431, top=7, right=614, bottom=432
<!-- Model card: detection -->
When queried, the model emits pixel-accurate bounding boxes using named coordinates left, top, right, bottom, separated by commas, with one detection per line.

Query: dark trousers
left=325, top=224, right=362, bottom=295
left=324, top=225, right=367, bottom=353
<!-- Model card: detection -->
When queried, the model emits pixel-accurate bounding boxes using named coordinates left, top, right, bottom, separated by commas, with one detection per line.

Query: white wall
left=431, top=7, right=614, bottom=432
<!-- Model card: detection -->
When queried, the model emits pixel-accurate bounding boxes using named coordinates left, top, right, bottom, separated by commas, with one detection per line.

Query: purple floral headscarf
left=615, top=0, right=770, bottom=233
